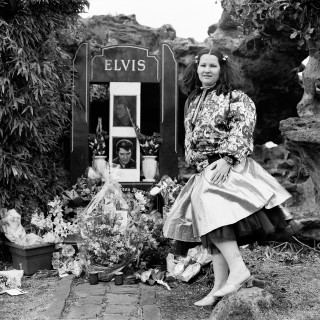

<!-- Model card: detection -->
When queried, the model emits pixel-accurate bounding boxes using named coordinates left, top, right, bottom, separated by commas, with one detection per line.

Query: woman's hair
left=182, top=47, right=243, bottom=96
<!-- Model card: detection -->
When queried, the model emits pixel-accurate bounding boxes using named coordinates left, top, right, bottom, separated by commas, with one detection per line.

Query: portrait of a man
left=112, top=138, right=136, bottom=169
left=113, top=96, right=136, bottom=127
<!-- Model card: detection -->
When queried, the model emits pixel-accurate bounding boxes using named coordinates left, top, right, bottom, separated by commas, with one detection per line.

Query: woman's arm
left=219, top=90, right=256, bottom=164
left=206, top=91, right=256, bottom=184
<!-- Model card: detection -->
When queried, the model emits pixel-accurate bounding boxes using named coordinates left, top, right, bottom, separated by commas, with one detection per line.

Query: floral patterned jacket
left=184, top=88, right=256, bottom=172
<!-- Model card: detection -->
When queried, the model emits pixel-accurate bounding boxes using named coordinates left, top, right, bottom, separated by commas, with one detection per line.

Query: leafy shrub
left=0, top=0, right=89, bottom=224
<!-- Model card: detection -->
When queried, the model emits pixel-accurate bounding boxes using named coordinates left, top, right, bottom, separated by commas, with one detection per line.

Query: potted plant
left=6, top=241, right=57, bottom=276
left=125, top=107, right=163, bottom=181
left=139, top=132, right=163, bottom=181
left=88, top=117, right=109, bottom=177
left=3, top=197, right=79, bottom=275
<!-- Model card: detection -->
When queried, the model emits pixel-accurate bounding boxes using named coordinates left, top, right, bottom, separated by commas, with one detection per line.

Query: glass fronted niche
left=89, top=83, right=160, bottom=182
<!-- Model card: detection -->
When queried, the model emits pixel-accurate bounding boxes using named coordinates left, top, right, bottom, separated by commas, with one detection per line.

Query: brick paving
left=45, top=275, right=162, bottom=320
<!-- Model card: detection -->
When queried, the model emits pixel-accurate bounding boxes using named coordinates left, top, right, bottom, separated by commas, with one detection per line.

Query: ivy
left=0, top=0, right=89, bottom=224
left=221, top=0, right=320, bottom=51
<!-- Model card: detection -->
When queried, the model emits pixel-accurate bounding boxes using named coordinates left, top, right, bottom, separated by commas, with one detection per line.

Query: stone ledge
left=44, top=274, right=75, bottom=320
left=142, top=305, right=161, bottom=320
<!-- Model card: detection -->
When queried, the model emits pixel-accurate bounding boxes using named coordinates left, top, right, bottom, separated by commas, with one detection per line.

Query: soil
left=0, top=268, right=61, bottom=320
left=1, top=241, right=320, bottom=320
left=157, top=242, right=320, bottom=320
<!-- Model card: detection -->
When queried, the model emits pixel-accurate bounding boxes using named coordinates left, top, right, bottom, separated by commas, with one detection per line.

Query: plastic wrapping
left=0, top=209, right=27, bottom=245
left=0, top=209, right=44, bottom=246
left=0, top=270, right=24, bottom=290
left=180, top=262, right=201, bottom=282
left=166, top=245, right=213, bottom=282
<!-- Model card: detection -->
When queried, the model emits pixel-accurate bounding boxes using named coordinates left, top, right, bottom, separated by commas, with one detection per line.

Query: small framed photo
left=113, top=95, right=136, bottom=127
left=110, top=137, right=140, bottom=182
left=112, top=137, right=137, bottom=169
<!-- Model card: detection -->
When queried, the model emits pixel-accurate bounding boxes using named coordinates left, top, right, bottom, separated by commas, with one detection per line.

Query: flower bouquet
left=51, top=244, right=86, bottom=277
left=88, top=117, right=109, bottom=156
left=30, top=196, right=79, bottom=244
left=150, top=175, right=184, bottom=220
left=125, top=107, right=163, bottom=155
left=77, top=171, right=172, bottom=272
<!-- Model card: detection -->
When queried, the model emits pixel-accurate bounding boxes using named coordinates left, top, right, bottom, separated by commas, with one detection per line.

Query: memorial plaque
left=91, top=45, right=159, bottom=83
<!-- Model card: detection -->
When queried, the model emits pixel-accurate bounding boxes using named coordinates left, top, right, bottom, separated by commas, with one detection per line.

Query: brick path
left=45, top=275, right=162, bottom=320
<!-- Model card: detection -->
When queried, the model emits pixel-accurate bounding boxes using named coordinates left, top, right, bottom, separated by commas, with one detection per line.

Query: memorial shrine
left=71, top=43, right=179, bottom=188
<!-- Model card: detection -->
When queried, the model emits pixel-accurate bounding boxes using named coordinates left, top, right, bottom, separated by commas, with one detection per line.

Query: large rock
left=279, top=117, right=320, bottom=240
left=208, top=6, right=307, bottom=144
left=75, top=14, right=199, bottom=56
left=209, top=287, right=274, bottom=320
left=280, top=117, right=320, bottom=210
left=251, top=144, right=312, bottom=215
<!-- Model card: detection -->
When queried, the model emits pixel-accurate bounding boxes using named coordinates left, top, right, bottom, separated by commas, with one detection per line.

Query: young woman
left=163, top=48, right=291, bottom=307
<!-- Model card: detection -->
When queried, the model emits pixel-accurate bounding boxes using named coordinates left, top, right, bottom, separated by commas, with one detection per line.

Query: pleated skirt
left=163, top=156, right=292, bottom=253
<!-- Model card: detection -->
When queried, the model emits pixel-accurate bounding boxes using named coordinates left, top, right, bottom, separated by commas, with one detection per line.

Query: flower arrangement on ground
left=26, top=169, right=178, bottom=275
left=30, top=196, right=79, bottom=244
left=150, top=175, right=184, bottom=220
left=76, top=170, right=173, bottom=271
left=51, top=244, right=85, bottom=277
left=125, top=106, right=163, bottom=155
left=88, top=117, right=109, bottom=156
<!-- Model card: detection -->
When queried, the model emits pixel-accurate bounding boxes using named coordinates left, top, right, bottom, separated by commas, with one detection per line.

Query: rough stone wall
left=207, top=8, right=307, bottom=144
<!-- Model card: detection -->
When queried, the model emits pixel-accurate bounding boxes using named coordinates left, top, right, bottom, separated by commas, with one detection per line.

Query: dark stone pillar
left=159, top=43, right=179, bottom=179
left=70, top=43, right=90, bottom=184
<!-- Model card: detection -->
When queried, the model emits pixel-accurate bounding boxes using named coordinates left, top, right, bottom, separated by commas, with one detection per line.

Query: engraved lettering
left=105, top=60, right=112, bottom=70
left=138, top=60, right=145, bottom=71
left=121, top=59, right=130, bottom=71
left=114, top=60, right=121, bottom=71
left=104, top=59, right=146, bottom=72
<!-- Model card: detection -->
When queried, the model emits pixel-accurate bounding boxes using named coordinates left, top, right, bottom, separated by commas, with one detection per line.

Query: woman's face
left=115, top=104, right=127, bottom=118
left=197, top=54, right=221, bottom=87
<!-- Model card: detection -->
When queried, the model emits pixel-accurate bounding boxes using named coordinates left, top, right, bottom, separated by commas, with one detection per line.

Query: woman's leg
left=209, top=253, right=229, bottom=293
left=214, top=240, right=250, bottom=283
left=212, top=240, right=252, bottom=297
left=194, top=253, right=228, bottom=306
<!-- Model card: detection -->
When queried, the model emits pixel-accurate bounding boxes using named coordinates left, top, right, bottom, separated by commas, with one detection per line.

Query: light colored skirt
left=163, top=157, right=291, bottom=243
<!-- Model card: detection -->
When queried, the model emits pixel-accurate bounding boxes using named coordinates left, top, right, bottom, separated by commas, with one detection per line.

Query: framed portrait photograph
left=113, top=95, right=137, bottom=127
left=110, top=137, right=140, bottom=182
left=109, top=82, right=140, bottom=136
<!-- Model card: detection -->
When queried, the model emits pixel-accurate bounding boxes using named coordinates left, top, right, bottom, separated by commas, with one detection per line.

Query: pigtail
left=216, top=56, right=244, bottom=96
left=182, top=62, right=201, bottom=94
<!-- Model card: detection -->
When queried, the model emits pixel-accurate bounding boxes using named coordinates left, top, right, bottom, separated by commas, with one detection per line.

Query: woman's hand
left=204, top=158, right=231, bottom=185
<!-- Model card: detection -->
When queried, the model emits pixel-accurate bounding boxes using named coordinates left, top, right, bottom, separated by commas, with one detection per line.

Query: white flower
left=42, top=232, right=57, bottom=243
left=87, top=167, right=100, bottom=180
left=73, top=260, right=82, bottom=277
left=31, top=211, right=46, bottom=229
left=52, top=259, right=61, bottom=270
left=135, top=191, right=147, bottom=205
left=45, top=215, right=53, bottom=229
left=150, top=186, right=161, bottom=196
left=52, top=252, right=60, bottom=259
left=62, top=245, right=76, bottom=257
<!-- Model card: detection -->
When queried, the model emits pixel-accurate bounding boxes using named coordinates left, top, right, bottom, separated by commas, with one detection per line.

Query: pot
left=6, top=242, right=56, bottom=276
